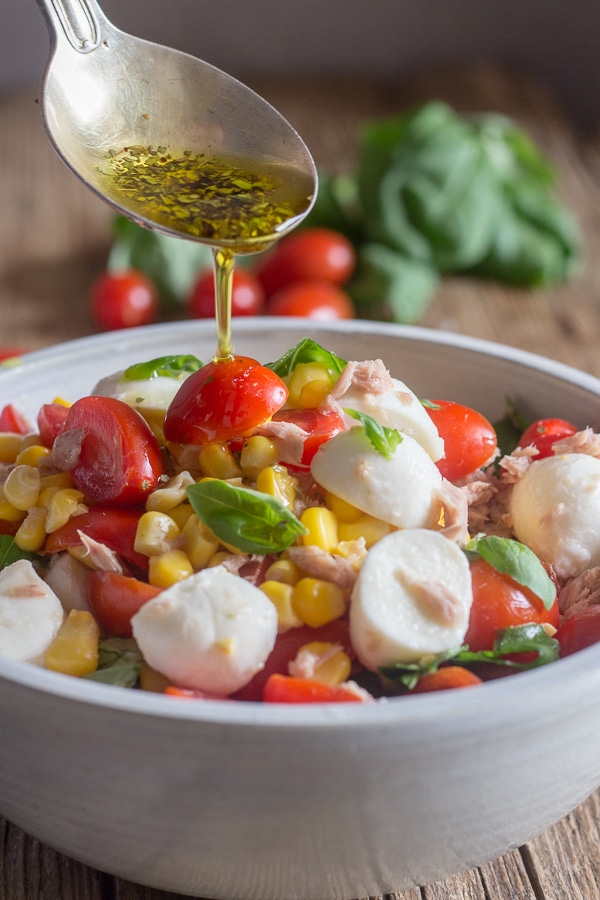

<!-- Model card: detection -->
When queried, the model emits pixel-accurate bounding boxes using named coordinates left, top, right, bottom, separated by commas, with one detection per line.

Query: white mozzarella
left=131, top=566, right=278, bottom=695
left=511, top=453, right=600, bottom=579
left=92, top=371, right=184, bottom=412
left=310, top=427, right=443, bottom=528
left=0, top=559, right=64, bottom=662
left=339, top=376, right=444, bottom=462
left=350, top=529, right=473, bottom=669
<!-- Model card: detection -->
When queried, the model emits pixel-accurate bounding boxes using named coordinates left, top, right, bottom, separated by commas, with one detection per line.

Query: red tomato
left=256, top=227, right=356, bottom=297
left=424, top=399, right=498, bottom=481
left=163, top=355, right=288, bottom=445
left=44, top=506, right=150, bottom=571
left=87, top=570, right=161, bottom=637
left=0, top=403, right=31, bottom=435
left=37, top=403, right=70, bottom=447
left=0, top=349, right=26, bottom=362
left=465, top=558, right=560, bottom=652
left=90, top=270, right=158, bottom=331
left=517, top=417, right=578, bottom=459
left=59, top=396, right=165, bottom=504
left=262, top=674, right=369, bottom=704
left=271, top=407, right=346, bottom=466
left=165, top=686, right=231, bottom=701
left=266, top=280, right=355, bottom=320
left=188, top=268, right=265, bottom=318
left=556, top=608, right=600, bottom=657
left=410, top=666, right=483, bottom=693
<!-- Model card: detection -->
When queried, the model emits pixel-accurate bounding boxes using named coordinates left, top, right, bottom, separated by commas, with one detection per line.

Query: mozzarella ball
left=310, top=427, right=443, bottom=528
left=0, top=559, right=64, bottom=662
left=92, top=370, right=185, bottom=411
left=350, top=529, right=473, bottom=669
left=511, top=453, right=600, bottom=579
left=131, top=566, right=278, bottom=695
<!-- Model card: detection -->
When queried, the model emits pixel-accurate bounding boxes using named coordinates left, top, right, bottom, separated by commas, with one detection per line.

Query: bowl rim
left=2, top=317, right=600, bottom=729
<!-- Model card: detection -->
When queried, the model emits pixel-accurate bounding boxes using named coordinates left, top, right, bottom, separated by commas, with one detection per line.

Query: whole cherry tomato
left=556, top=608, right=600, bottom=657
left=90, top=270, right=158, bottom=331
left=87, top=570, right=161, bottom=637
left=465, top=558, right=560, bottom=652
left=255, top=227, right=356, bottom=297
left=44, top=506, right=150, bottom=571
left=266, top=280, right=355, bottom=320
left=163, top=356, right=288, bottom=445
left=0, top=349, right=27, bottom=362
left=517, top=417, right=578, bottom=459
left=188, top=268, right=265, bottom=318
left=424, top=399, right=498, bottom=481
left=58, top=396, right=165, bottom=504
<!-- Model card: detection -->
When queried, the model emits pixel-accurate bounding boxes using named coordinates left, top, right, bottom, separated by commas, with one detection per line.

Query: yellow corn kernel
left=168, top=502, right=195, bottom=530
left=256, top=464, right=297, bottom=508
left=264, top=558, right=300, bottom=586
left=207, top=550, right=231, bottom=568
left=0, top=491, right=26, bottom=523
left=287, top=363, right=334, bottom=409
left=148, top=549, right=194, bottom=588
left=146, top=471, right=195, bottom=513
left=3, top=464, right=41, bottom=510
left=52, top=396, right=71, bottom=407
left=181, top=514, right=220, bottom=570
left=300, top=506, right=338, bottom=553
left=14, top=506, right=48, bottom=552
left=198, top=442, right=243, bottom=480
left=337, top=515, right=391, bottom=549
left=15, top=443, right=51, bottom=468
left=292, top=577, right=346, bottom=628
left=324, top=490, right=362, bottom=524
left=240, top=436, right=278, bottom=480
left=291, top=641, right=352, bottom=685
left=39, top=472, right=74, bottom=491
left=260, top=580, right=303, bottom=632
left=0, top=434, right=23, bottom=464
left=139, top=661, right=171, bottom=693
left=44, top=610, right=100, bottom=677
left=335, top=538, right=368, bottom=571
left=44, top=489, right=87, bottom=533
left=134, top=510, right=181, bottom=557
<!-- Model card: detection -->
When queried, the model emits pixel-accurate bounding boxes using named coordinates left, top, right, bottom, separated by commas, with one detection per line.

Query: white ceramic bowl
left=2, top=319, right=600, bottom=900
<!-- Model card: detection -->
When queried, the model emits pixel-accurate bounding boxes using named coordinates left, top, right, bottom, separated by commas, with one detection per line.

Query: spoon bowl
left=34, top=0, right=317, bottom=246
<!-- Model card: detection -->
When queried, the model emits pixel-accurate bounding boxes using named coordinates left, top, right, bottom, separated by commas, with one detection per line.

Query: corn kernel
left=139, top=661, right=171, bottom=693
left=264, top=558, right=300, bottom=586
left=44, top=610, right=100, bottom=677
left=44, top=489, right=87, bottom=533
left=260, top=580, right=303, bottom=632
left=15, top=443, right=51, bottom=468
left=198, top=442, right=242, bottom=480
left=148, top=549, right=194, bottom=588
left=207, top=550, right=232, bottom=568
left=14, top=506, right=48, bottom=552
left=182, top=514, right=220, bottom=569
left=52, top=396, right=71, bottom=407
left=39, top=472, right=74, bottom=491
left=256, top=464, right=297, bottom=508
left=240, top=436, right=278, bottom=479
left=325, top=490, right=362, bottom=523
left=168, top=502, right=195, bottom=530
left=338, top=515, right=391, bottom=549
left=0, top=492, right=26, bottom=523
left=335, top=538, right=368, bottom=571
left=0, top=434, right=23, bottom=464
left=134, top=510, right=181, bottom=556
left=3, top=464, right=41, bottom=510
left=290, top=640, right=352, bottom=685
left=300, top=506, right=338, bottom=552
left=292, top=577, right=346, bottom=628
left=146, top=471, right=195, bottom=513
left=287, top=363, right=334, bottom=409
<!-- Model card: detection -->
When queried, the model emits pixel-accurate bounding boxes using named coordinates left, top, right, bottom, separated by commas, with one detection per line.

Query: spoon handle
left=34, top=0, right=109, bottom=53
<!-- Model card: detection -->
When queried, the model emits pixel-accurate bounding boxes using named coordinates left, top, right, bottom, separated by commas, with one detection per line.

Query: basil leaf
left=348, top=243, right=439, bottom=325
left=124, top=354, right=203, bottom=381
left=455, top=624, right=559, bottom=669
left=379, top=647, right=464, bottom=690
left=187, top=480, right=308, bottom=555
left=343, top=408, right=402, bottom=459
left=83, top=638, right=142, bottom=688
left=0, top=535, right=35, bottom=572
left=266, top=338, right=347, bottom=380
left=465, top=534, right=556, bottom=609
left=493, top=397, right=531, bottom=457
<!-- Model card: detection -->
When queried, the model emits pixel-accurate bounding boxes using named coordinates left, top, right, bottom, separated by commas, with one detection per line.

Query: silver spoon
left=33, top=0, right=317, bottom=249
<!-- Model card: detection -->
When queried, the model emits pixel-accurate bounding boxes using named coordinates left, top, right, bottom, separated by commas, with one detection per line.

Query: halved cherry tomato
left=87, top=570, right=161, bottom=637
left=163, top=356, right=288, bottom=445
left=465, top=558, right=560, bottom=652
left=270, top=407, right=346, bottom=466
left=90, top=270, right=158, bottom=331
left=165, top=686, right=231, bottom=700
left=424, top=399, right=497, bottom=481
left=37, top=403, right=70, bottom=447
left=409, top=666, right=483, bottom=693
left=266, top=280, right=355, bottom=320
left=0, top=403, right=31, bottom=435
left=262, top=673, right=368, bottom=704
left=556, top=608, right=600, bottom=657
left=59, top=397, right=165, bottom=505
left=517, top=417, right=578, bottom=459
left=255, top=227, right=356, bottom=297
left=188, top=268, right=265, bottom=318
left=44, top=506, right=149, bottom=571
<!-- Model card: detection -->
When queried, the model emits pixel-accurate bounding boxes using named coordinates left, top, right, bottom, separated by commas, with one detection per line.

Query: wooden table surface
left=2, top=65, right=600, bottom=899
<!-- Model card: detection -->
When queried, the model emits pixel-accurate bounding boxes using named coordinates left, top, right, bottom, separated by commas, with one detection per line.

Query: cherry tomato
left=262, top=673, right=369, bottom=703
left=517, top=417, right=578, bottom=459
left=37, top=402, right=70, bottom=447
left=165, top=686, right=231, bottom=701
left=44, top=506, right=150, bottom=571
left=424, top=399, right=498, bottom=481
left=555, top=608, right=600, bottom=657
left=465, top=558, right=560, bottom=652
left=59, top=396, right=165, bottom=504
left=163, top=356, right=288, bottom=445
left=409, top=666, right=483, bottom=693
left=271, top=407, right=346, bottom=466
left=87, top=570, right=161, bottom=637
left=188, top=268, right=265, bottom=318
left=255, top=227, right=356, bottom=297
left=0, top=349, right=27, bottom=362
left=266, top=280, right=355, bottom=320
left=0, top=403, right=31, bottom=435
left=90, top=270, right=158, bottom=331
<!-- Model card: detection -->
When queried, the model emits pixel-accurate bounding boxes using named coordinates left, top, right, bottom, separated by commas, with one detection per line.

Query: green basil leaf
left=379, top=647, right=464, bottom=690
left=455, top=624, right=559, bottom=668
left=343, top=407, right=402, bottom=459
left=0, top=535, right=35, bottom=572
left=465, top=534, right=556, bottom=609
left=83, top=638, right=142, bottom=688
left=124, top=354, right=203, bottom=381
left=493, top=397, right=532, bottom=458
left=186, top=480, right=308, bottom=555
left=348, top=242, right=439, bottom=324
left=266, top=338, right=347, bottom=380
